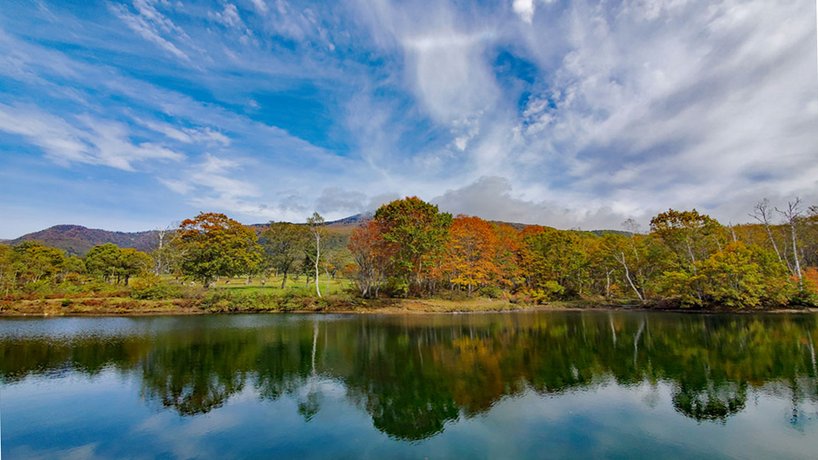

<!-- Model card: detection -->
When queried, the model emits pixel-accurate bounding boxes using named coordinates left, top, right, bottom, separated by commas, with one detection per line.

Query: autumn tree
left=650, top=209, right=723, bottom=266
left=260, top=222, right=310, bottom=288
left=521, top=227, right=588, bottom=301
left=443, top=216, right=498, bottom=296
left=175, top=212, right=262, bottom=287
left=373, top=197, right=452, bottom=296
left=348, top=220, right=392, bottom=298
left=491, top=223, right=523, bottom=290
left=698, top=242, right=792, bottom=308
left=650, top=209, right=725, bottom=303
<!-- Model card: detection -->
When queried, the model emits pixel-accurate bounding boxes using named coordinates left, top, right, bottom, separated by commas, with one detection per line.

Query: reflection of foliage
left=297, top=389, right=321, bottom=422
left=346, top=326, right=461, bottom=440
left=139, top=331, right=254, bottom=416
left=672, top=382, right=747, bottom=422
left=2, top=313, right=818, bottom=439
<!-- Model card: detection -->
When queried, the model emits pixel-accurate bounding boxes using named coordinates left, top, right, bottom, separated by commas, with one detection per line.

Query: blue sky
left=1, top=0, right=816, bottom=238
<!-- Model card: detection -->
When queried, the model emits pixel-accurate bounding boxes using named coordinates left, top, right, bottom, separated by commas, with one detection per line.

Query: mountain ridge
left=6, top=215, right=373, bottom=255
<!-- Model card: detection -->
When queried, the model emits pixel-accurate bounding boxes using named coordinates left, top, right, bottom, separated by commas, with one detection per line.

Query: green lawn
left=211, top=274, right=353, bottom=297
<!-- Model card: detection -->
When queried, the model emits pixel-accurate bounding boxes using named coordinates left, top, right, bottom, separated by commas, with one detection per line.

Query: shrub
left=479, top=285, right=503, bottom=299
left=130, top=275, right=183, bottom=300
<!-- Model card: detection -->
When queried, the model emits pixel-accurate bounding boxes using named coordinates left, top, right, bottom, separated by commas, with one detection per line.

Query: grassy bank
left=0, top=273, right=570, bottom=315
left=2, top=275, right=815, bottom=317
left=0, top=293, right=537, bottom=316
left=3, top=294, right=814, bottom=317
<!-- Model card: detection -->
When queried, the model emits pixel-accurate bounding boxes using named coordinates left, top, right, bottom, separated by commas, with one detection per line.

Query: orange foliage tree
left=491, top=223, right=523, bottom=290
left=348, top=220, right=393, bottom=298
left=443, top=216, right=498, bottom=295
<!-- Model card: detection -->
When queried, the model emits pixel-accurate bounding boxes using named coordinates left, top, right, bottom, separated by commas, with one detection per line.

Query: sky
left=0, top=0, right=817, bottom=238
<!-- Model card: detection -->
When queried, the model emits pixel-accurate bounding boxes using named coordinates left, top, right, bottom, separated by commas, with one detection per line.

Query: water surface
left=2, top=312, right=817, bottom=458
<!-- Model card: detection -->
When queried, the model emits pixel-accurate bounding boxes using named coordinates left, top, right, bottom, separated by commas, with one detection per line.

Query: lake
left=1, top=311, right=817, bottom=459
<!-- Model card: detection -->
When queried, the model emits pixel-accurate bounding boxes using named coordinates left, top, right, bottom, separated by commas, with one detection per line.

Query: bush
left=789, top=288, right=818, bottom=308
left=130, top=276, right=183, bottom=300
left=479, top=285, right=503, bottom=299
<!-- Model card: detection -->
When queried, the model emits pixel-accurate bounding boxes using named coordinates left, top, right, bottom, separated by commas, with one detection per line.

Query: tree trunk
left=616, top=252, right=644, bottom=301
left=790, top=221, right=803, bottom=285
left=314, top=231, right=322, bottom=298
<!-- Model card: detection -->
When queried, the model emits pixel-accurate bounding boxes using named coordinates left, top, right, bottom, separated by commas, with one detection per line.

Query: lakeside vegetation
left=2, top=197, right=818, bottom=315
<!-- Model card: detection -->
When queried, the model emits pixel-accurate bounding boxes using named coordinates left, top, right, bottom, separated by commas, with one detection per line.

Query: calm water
left=1, top=312, right=817, bottom=459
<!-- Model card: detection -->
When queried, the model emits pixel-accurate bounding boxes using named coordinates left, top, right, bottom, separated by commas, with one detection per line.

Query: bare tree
left=776, top=198, right=803, bottom=285
left=154, top=222, right=178, bottom=275
left=750, top=199, right=783, bottom=263
left=307, top=212, right=325, bottom=298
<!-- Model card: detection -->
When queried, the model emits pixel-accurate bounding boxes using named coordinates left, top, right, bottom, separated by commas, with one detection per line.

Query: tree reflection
left=2, top=312, right=817, bottom=440
left=672, top=382, right=747, bottom=422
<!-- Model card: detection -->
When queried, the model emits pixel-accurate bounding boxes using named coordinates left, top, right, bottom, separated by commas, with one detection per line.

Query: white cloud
left=138, top=119, right=231, bottom=146
left=250, top=0, right=268, bottom=14
left=110, top=0, right=193, bottom=63
left=315, top=187, right=367, bottom=215
left=434, top=176, right=628, bottom=229
left=0, top=104, right=184, bottom=171
left=212, top=3, right=244, bottom=29
left=512, top=0, right=535, bottom=24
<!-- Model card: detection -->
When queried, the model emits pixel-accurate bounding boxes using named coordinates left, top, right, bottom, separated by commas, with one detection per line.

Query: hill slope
left=10, top=225, right=161, bottom=255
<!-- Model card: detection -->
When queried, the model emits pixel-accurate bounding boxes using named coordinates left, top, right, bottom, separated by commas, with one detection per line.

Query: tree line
left=2, top=196, right=817, bottom=309
left=347, top=196, right=818, bottom=308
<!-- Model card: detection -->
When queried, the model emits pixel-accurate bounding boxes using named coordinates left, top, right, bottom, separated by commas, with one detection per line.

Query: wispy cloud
left=110, top=0, right=194, bottom=63
left=0, top=104, right=183, bottom=171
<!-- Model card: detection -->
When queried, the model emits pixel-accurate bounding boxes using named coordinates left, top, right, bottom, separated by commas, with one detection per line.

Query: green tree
left=0, top=244, right=16, bottom=295
left=260, top=222, right=310, bottom=288
left=651, top=209, right=725, bottom=303
left=118, top=248, right=154, bottom=286
left=86, top=243, right=153, bottom=285
left=521, top=228, right=588, bottom=300
left=175, top=212, right=262, bottom=288
left=373, top=197, right=452, bottom=296
left=650, top=209, right=723, bottom=267
left=14, top=241, right=67, bottom=285
left=698, top=242, right=793, bottom=308
left=86, top=243, right=124, bottom=283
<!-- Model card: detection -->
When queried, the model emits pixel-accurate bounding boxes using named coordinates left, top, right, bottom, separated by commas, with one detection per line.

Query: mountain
left=6, top=215, right=373, bottom=256
left=9, top=225, right=161, bottom=256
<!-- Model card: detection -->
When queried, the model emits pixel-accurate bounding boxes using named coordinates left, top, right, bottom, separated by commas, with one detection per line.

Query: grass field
left=212, top=274, right=353, bottom=297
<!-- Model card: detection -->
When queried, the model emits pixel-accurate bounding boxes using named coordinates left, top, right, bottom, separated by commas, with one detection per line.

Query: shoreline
left=1, top=296, right=815, bottom=317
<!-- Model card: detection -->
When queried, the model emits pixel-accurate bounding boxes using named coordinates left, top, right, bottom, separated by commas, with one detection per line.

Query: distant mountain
left=5, top=214, right=626, bottom=256
left=326, top=212, right=373, bottom=226
left=250, top=212, right=372, bottom=229
left=9, top=225, right=161, bottom=256
left=6, top=215, right=372, bottom=256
